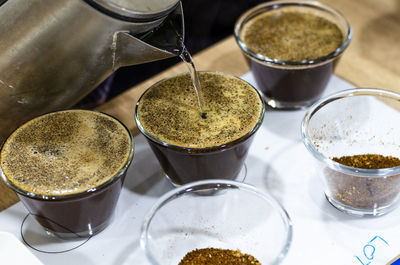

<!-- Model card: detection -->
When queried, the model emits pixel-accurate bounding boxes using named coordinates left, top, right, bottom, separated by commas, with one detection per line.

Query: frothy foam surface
left=0, top=110, right=132, bottom=196
left=137, top=72, right=263, bottom=148
left=241, top=9, right=344, bottom=61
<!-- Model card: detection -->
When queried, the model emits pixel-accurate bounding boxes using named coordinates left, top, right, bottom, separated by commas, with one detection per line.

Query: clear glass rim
left=0, top=109, right=135, bottom=201
left=134, top=71, right=266, bottom=153
left=84, top=0, right=180, bottom=22
left=234, top=0, right=352, bottom=68
left=301, top=88, right=400, bottom=178
left=140, top=179, right=293, bottom=265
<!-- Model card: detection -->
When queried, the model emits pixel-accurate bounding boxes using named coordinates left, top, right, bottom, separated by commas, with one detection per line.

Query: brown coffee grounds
left=326, top=154, right=400, bottom=209
left=332, top=154, right=400, bottom=169
left=179, top=248, right=261, bottom=265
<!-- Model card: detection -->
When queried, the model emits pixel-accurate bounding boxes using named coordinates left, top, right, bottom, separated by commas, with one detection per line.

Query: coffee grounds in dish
left=332, top=154, right=400, bottom=169
left=178, top=248, right=261, bottom=265
left=326, top=154, right=400, bottom=209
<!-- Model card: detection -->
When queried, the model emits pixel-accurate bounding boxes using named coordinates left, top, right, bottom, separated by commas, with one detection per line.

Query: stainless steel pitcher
left=0, top=0, right=183, bottom=141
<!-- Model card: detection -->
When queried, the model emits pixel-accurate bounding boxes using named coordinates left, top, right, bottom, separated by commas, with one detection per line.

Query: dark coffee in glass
left=0, top=110, right=134, bottom=237
left=135, top=71, right=264, bottom=186
left=235, top=0, right=352, bottom=109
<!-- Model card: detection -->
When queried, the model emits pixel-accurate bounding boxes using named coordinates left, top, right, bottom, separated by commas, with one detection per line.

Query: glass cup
left=0, top=110, right=134, bottom=237
left=135, top=71, right=265, bottom=186
left=141, top=179, right=293, bottom=265
left=302, top=88, right=400, bottom=216
left=234, top=0, right=352, bottom=110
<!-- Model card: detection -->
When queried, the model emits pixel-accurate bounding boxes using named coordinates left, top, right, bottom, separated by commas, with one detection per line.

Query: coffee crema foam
left=241, top=9, right=344, bottom=61
left=0, top=110, right=132, bottom=196
left=137, top=72, right=263, bottom=148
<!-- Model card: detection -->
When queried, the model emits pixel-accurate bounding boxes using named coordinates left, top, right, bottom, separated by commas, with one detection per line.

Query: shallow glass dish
left=302, top=88, right=400, bottom=216
left=141, top=179, right=292, bottom=265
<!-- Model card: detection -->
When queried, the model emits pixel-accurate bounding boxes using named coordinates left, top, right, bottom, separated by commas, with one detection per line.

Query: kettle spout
left=112, top=31, right=176, bottom=69
left=113, top=2, right=184, bottom=69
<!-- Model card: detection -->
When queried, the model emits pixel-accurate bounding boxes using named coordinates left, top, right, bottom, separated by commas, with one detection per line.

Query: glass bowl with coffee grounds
left=234, top=0, right=352, bottom=110
left=302, top=88, right=400, bottom=216
left=141, top=179, right=292, bottom=265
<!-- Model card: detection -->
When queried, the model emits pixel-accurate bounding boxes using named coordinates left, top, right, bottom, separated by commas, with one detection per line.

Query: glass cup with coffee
left=234, top=0, right=352, bottom=110
left=135, top=71, right=265, bottom=186
left=0, top=110, right=134, bottom=238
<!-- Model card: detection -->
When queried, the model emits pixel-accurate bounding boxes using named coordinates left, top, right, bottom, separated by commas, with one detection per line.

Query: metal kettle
left=0, top=0, right=183, bottom=141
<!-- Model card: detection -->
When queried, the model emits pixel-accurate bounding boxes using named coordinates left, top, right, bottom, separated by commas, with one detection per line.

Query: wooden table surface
left=1, top=0, right=399, bottom=211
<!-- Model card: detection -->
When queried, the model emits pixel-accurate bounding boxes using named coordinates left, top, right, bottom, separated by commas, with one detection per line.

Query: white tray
left=1, top=72, right=400, bottom=265
left=0, top=232, right=44, bottom=265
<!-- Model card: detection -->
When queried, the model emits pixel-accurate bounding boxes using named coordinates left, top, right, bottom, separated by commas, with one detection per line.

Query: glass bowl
left=141, top=179, right=292, bottom=265
left=302, top=88, right=400, bottom=216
